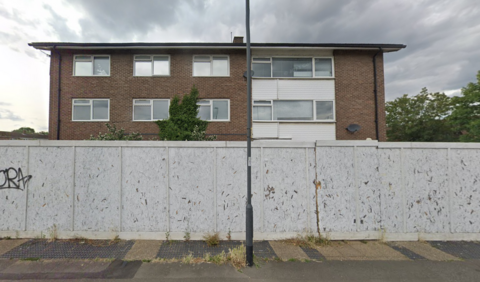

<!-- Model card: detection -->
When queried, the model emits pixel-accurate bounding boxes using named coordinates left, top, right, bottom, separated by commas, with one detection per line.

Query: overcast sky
left=1, top=0, right=479, bottom=132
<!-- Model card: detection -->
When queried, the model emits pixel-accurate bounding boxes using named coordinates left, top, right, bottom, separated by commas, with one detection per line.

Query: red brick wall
left=49, top=49, right=248, bottom=141
left=48, top=48, right=387, bottom=141
left=334, top=50, right=386, bottom=141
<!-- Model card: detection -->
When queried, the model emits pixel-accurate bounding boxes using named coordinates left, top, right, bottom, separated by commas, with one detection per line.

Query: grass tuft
left=229, top=244, right=246, bottom=269
left=283, top=233, right=330, bottom=249
left=203, top=232, right=220, bottom=247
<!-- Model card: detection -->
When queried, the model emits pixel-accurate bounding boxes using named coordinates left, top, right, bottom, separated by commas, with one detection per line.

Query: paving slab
left=269, top=241, right=309, bottom=260
left=428, top=241, right=480, bottom=260
left=2, top=259, right=110, bottom=274
left=0, top=239, right=28, bottom=256
left=391, top=241, right=460, bottom=261
left=124, top=240, right=161, bottom=260
left=317, top=241, right=408, bottom=261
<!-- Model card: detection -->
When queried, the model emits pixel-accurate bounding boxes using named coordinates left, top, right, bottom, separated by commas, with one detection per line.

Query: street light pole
left=245, top=0, right=254, bottom=267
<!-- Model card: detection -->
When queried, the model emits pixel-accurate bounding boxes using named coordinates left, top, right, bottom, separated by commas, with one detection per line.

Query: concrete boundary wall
left=0, top=140, right=479, bottom=241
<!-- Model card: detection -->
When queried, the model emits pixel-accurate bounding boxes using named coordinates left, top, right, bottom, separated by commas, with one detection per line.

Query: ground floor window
left=133, top=99, right=169, bottom=121
left=72, top=99, right=109, bottom=121
left=197, top=99, right=230, bottom=121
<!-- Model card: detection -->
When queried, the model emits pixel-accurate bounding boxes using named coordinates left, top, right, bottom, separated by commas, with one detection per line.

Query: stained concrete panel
left=404, top=149, right=449, bottom=233
left=378, top=149, right=404, bottom=233
left=450, top=149, right=480, bottom=232
left=263, top=148, right=308, bottom=232
left=169, top=148, right=215, bottom=233
left=316, top=147, right=356, bottom=232
left=121, top=147, right=168, bottom=232
left=357, top=147, right=381, bottom=231
left=0, top=147, right=27, bottom=231
left=27, top=147, right=74, bottom=231
left=74, top=147, right=121, bottom=232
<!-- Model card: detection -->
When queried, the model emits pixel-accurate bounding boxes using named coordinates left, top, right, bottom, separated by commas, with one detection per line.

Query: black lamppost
left=245, top=0, right=254, bottom=267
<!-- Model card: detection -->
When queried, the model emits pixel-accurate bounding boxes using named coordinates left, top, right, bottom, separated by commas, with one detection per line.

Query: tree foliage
left=386, top=88, right=455, bottom=142
left=386, top=71, right=480, bottom=142
left=448, top=71, right=480, bottom=142
left=156, top=86, right=216, bottom=141
left=89, top=123, right=143, bottom=140
left=12, top=127, right=35, bottom=134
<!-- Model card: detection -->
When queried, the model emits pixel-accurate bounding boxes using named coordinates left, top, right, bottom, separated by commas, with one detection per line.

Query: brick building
left=29, top=39, right=405, bottom=141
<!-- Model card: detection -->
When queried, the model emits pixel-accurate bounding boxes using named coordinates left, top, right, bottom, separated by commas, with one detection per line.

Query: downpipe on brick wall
left=373, top=47, right=382, bottom=141
left=53, top=45, right=62, bottom=140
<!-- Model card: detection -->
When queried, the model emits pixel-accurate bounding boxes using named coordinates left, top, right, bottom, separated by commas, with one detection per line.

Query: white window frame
left=252, top=99, right=335, bottom=122
left=72, top=99, right=110, bottom=121
left=192, top=55, right=230, bottom=77
left=197, top=99, right=230, bottom=121
left=133, top=55, right=171, bottom=77
left=251, top=56, right=334, bottom=78
left=132, top=99, right=170, bottom=121
left=73, top=55, right=111, bottom=76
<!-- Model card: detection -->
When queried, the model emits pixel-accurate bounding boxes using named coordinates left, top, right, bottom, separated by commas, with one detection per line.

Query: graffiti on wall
left=0, top=168, right=32, bottom=191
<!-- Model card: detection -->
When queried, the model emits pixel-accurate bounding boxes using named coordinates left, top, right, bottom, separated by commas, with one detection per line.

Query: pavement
left=0, top=238, right=479, bottom=281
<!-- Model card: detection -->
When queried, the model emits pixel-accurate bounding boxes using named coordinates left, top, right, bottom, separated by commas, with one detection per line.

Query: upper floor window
left=252, top=57, right=333, bottom=78
left=193, top=55, right=229, bottom=77
left=253, top=100, right=334, bottom=121
left=133, top=99, right=169, bottom=121
left=197, top=100, right=230, bottom=121
left=74, top=55, right=110, bottom=76
left=134, top=55, right=170, bottom=76
left=72, top=99, right=109, bottom=121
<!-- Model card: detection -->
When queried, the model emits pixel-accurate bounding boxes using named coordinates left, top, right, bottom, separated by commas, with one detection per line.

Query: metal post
left=245, top=0, right=254, bottom=267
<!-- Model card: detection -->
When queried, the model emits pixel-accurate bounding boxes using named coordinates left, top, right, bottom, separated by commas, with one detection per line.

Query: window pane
left=197, top=100, right=210, bottom=105
left=316, top=101, right=334, bottom=120
left=212, top=57, right=228, bottom=76
left=153, top=58, right=169, bottom=75
left=193, top=62, right=211, bottom=76
left=197, top=105, right=211, bottom=120
left=212, top=101, right=228, bottom=120
left=272, top=58, right=312, bottom=77
left=134, top=100, right=150, bottom=104
left=135, top=61, right=152, bottom=76
left=134, top=105, right=151, bottom=120
left=194, top=56, right=211, bottom=61
left=273, top=100, right=313, bottom=120
left=153, top=100, right=169, bottom=120
left=253, top=106, right=272, bottom=120
left=315, top=58, right=332, bottom=77
left=93, top=57, right=110, bottom=75
left=74, top=100, right=90, bottom=104
left=73, top=105, right=91, bottom=120
left=135, top=55, right=151, bottom=60
left=75, top=61, right=92, bottom=76
left=253, top=57, right=270, bottom=62
left=253, top=63, right=271, bottom=77
left=75, top=55, right=91, bottom=61
left=92, top=100, right=109, bottom=120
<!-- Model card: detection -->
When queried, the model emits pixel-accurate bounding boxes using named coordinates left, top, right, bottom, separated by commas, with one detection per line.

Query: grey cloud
left=0, top=109, right=24, bottom=122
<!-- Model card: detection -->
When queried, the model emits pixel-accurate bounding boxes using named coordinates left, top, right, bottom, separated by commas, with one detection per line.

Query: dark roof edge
left=29, top=42, right=406, bottom=51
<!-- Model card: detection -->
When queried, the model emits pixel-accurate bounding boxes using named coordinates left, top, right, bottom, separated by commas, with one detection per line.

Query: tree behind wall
left=385, top=88, right=456, bottom=142
left=156, top=86, right=216, bottom=141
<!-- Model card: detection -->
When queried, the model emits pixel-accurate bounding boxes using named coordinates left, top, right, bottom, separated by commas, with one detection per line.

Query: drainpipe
left=53, top=46, right=62, bottom=140
left=372, top=47, right=382, bottom=141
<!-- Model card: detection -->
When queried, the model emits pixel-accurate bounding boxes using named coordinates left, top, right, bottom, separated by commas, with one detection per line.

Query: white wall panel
left=253, top=123, right=278, bottom=138
left=252, top=80, right=277, bottom=100
left=277, top=80, right=335, bottom=100
left=278, top=123, right=335, bottom=141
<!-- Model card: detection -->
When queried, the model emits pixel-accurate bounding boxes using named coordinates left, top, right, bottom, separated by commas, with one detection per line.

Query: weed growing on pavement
left=288, top=258, right=298, bottom=262
left=110, top=235, right=121, bottom=245
left=283, top=233, right=329, bottom=249
left=226, top=229, right=232, bottom=241
left=48, top=224, right=58, bottom=242
left=21, top=257, right=40, bottom=261
left=182, top=253, right=194, bottom=264
left=229, top=244, right=246, bottom=269
left=142, top=259, right=152, bottom=263
left=203, top=232, right=220, bottom=246
left=165, top=231, right=170, bottom=242
left=3, top=236, right=11, bottom=240
left=184, top=231, right=191, bottom=242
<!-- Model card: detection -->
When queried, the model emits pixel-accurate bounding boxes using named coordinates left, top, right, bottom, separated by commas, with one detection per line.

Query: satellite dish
left=346, top=124, right=361, bottom=133
left=243, top=70, right=255, bottom=78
